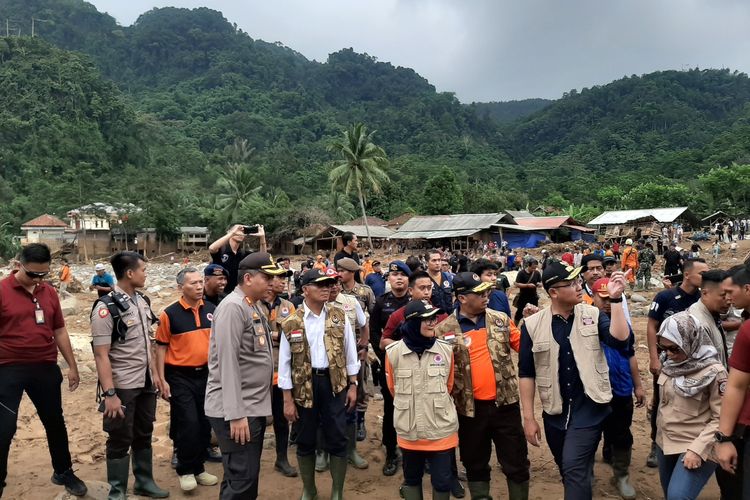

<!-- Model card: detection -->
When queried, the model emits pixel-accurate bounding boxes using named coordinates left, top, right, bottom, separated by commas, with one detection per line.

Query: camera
left=242, top=225, right=260, bottom=235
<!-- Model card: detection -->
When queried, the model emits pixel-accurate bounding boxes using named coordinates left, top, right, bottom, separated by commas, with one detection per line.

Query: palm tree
left=217, top=163, right=262, bottom=224
left=328, top=123, right=390, bottom=249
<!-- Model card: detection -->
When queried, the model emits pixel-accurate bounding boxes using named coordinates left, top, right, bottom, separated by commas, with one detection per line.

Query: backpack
left=90, top=291, right=157, bottom=345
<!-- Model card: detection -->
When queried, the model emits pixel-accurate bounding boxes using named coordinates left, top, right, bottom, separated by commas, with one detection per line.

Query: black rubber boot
left=274, top=426, right=298, bottom=477
left=106, top=455, right=130, bottom=500
left=131, top=448, right=169, bottom=498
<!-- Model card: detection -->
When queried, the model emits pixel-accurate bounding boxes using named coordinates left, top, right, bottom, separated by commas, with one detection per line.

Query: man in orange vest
left=620, top=239, right=638, bottom=290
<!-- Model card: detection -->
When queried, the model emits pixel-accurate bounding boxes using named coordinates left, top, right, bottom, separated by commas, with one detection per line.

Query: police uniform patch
left=98, top=308, right=109, bottom=318
left=259, top=336, right=266, bottom=346
left=719, top=380, right=727, bottom=396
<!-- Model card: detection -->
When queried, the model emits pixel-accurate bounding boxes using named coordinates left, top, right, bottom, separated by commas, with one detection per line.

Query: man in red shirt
left=716, top=265, right=750, bottom=487
left=0, top=244, right=86, bottom=497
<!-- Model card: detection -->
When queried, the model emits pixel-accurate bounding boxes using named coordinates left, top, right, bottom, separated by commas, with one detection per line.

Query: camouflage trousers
left=637, top=265, right=652, bottom=288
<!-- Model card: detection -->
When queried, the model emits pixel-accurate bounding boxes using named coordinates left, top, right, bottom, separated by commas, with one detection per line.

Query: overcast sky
left=88, top=0, right=750, bottom=103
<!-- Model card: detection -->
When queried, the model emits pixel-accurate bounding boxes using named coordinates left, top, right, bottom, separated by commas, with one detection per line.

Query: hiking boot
left=356, top=411, right=367, bottom=441
left=383, top=453, right=400, bottom=476
left=451, top=477, right=465, bottom=498
left=274, top=457, right=298, bottom=477
left=132, top=448, right=169, bottom=498
left=467, top=481, right=492, bottom=500
left=51, top=468, right=88, bottom=497
left=315, top=449, right=329, bottom=472
left=298, top=454, right=319, bottom=500
left=613, top=475, right=636, bottom=500
left=346, top=423, right=369, bottom=469
left=196, top=471, right=219, bottom=486
left=646, top=442, right=658, bottom=468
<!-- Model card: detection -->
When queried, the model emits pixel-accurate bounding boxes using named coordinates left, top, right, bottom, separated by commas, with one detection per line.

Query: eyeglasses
left=657, top=343, right=682, bottom=354
left=22, top=265, right=50, bottom=279
left=423, top=316, right=439, bottom=325
left=550, top=278, right=583, bottom=290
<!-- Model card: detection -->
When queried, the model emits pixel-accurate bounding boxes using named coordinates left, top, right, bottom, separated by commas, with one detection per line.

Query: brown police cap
left=238, top=252, right=285, bottom=275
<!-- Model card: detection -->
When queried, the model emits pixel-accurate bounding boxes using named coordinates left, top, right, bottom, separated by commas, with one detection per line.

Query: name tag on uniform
left=444, top=332, right=456, bottom=343
left=290, top=331, right=303, bottom=342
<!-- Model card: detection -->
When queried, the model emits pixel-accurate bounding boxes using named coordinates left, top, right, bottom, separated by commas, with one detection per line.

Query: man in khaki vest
left=278, top=269, right=360, bottom=500
left=434, top=272, right=529, bottom=500
left=519, top=262, right=630, bottom=500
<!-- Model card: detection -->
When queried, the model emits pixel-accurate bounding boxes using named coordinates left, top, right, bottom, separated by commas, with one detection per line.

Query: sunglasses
left=657, top=343, right=682, bottom=354
left=22, top=265, right=50, bottom=279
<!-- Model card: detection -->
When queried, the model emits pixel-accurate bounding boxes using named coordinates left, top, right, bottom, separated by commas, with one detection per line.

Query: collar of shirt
left=179, top=297, right=204, bottom=311
left=456, top=307, right=487, bottom=332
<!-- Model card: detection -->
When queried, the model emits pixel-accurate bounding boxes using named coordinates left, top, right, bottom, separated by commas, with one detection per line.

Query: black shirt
left=519, top=310, right=629, bottom=430
left=333, top=249, right=360, bottom=265
left=663, top=250, right=683, bottom=273
left=457, top=255, right=469, bottom=273
left=203, top=293, right=227, bottom=307
left=210, top=243, right=249, bottom=294
left=370, top=291, right=410, bottom=359
left=648, top=285, right=701, bottom=328
left=516, top=269, right=541, bottom=300
left=430, top=272, right=454, bottom=314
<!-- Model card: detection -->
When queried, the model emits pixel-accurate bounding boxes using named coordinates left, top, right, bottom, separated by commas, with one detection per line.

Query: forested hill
left=1, top=0, right=750, bottom=247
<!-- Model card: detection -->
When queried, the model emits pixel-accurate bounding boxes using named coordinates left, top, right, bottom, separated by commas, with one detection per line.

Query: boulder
left=630, top=293, right=648, bottom=303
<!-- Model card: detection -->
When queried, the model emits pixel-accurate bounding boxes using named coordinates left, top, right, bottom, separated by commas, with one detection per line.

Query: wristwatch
left=715, top=431, right=733, bottom=443
left=348, top=380, right=358, bottom=387
left=103, top=388, right=117, bottom=398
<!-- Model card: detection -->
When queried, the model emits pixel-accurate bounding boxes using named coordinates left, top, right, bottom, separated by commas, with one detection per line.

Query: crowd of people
left=2, top=226, right=750, bottom=500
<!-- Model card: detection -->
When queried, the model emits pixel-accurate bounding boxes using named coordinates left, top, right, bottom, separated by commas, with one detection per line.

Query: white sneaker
left=179, top=474, right=198, bottom=491
left=196, top=471, right=219, bottom=486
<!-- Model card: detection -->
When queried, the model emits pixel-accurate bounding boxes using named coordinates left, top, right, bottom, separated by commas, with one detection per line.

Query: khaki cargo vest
left=333, top=293, right=363, bottom=341
left=261, top=297, right=295, bottom=372
left=386, top=339, right=458, bottom=441
left=280, top=304, right=348, bottom=408
left=434, top=308, right=519, bottom=417
left=523, top=303, right=612, bottom=415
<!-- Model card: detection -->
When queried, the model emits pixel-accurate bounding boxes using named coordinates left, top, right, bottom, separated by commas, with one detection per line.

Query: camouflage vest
left=434, top=308, right=519, bottom=417
left=280, top=303, right=348, bottom=408
left=333, top=293, right=363, bottom=340
left=342, top=282, right=373, bottom=314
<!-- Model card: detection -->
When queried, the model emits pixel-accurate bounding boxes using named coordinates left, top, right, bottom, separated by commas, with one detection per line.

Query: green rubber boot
left=298, top=454, right=319, bottom=500
left=400, top=484, right=424, bottom=500
left=507, top=479, right=529, bottom=500
left=106, top=455, right=130, bottom=500
left=329, top=455, right=348, bottom=500
left=431, top=486, right=450, bottom=500
left=468, top=481, right=493, bottom=500
left=131, top=448, right=169, bottom=498
left=346, top=423, right=369, bottom=469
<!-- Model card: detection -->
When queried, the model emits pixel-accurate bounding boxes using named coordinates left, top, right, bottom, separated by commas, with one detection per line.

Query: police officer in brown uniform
left=91, top=252, right=168, bottom=500
left=259, top=269, right=298, bottom=477
left=335, top=257, right=375, bottom=442
left=204, top=252, right=285, bottom=500
left=434, top=272, right=530, bottom=500
left=279, top=269, right=360, bottom=500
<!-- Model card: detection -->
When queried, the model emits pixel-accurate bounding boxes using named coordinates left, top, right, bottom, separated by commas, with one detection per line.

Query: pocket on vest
left=537, top=376, right=552, bottom=401
left=596, top=362, right=611, bottom=392
left=394, top=398, right=413, bottom=432
left=427, top=367, right=447, bottom=393
left=580, top=326, right=600, bottom=350
left=396, top=370, right=413, bottom=394
left=430, top=395, right=455, bottom=429
left=532, top=341, right=551, bottom=366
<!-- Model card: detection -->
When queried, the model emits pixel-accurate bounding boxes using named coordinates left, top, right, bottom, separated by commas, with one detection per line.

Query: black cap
left=204, top=264, right=228, bottom=277
left=542, top=261, right=582, bottom=291
left=238, top=252, right=285, bottom=275
left=404, top=300, right=440, bottom=321
left=603, top=256, right=617, bottom=265
left=300, top=269, right=336, bottom=287
left=452, top=272, right=493, bottom=295
left=580, top=254, right=604, bottom=269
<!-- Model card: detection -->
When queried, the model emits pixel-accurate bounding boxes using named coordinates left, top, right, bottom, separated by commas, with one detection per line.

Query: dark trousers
left=544, top=419, right=602, bottom=500
left=294, top=373, right=348, bottom=457
left=271, top=385, right=290, bottom=458
left=514, top=296, right=539, bottom=324
left=0, top=364, right=72, bottom=489
left=601, top=395, right=634, bottom=473
left=457, top=401, right=530, bottom=483
left=401, top=448, right=453, bottom=492
left=103, top=386, right=157, bottom=459
left=716, top=428, right=746, bottom=500
left=650, top=376, right=660, bottom=442
left=165, top=365, right=211, bottom=476
left=378, top=364, right=397, bottom=456
left=210, top=416, right=266, bottom=500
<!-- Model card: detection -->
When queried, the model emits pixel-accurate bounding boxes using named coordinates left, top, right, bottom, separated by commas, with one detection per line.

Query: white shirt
left=277, top=301, right=360, bottom=390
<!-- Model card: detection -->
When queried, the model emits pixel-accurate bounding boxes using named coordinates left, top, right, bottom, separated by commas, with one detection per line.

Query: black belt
left=312, top=368, right=329, bottom=376
left=165, top=364, right=208, bottom=373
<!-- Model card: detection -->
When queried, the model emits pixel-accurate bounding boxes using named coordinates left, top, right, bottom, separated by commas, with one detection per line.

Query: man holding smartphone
left=209, top=224, right=267, bottom=294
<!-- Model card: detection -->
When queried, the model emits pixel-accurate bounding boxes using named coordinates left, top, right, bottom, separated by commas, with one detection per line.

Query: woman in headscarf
left=655, top=311, right=727, bottom=500
left=385, top=300, right=457, bottom=500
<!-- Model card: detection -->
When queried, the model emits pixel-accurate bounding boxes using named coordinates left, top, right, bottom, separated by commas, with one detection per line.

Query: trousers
left=165, top=365, right=211, bottom=475
left=103, top=386, right=157, bottom=459
left=210, top=416, right=266, bottom=500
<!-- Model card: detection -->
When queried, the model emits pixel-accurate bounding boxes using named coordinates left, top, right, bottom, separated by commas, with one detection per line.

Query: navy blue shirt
left=430, top=272, right=454, bottom=314
left=488, top=290, right=511, bottom=317
left=648, top=285, right=701, bottom=328
left=519, top=310, right=629, bottom=430
left=365, top=273, right=387, bottom=298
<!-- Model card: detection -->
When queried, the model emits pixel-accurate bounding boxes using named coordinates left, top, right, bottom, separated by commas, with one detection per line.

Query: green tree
left=624, top=182, right=693, bottom=209
left=328, top=123, right=390, bottom=249
left=420, top=167, right=464, bottom=215
left=699, top=163, right=750, bottom=210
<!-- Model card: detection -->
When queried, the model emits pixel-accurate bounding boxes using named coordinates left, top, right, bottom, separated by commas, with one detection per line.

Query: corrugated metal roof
left=588, top=207, right=690, bottom=226
left=397, top=213, right=505, bottom=232
left=390, top=229, right=479, bottom=240
left=514, top=216, right=570, bottom=229
left=180, top=226, right=209, bottom=234
left=329, top=225, right=394, bottom=239
left=505, top=210, right=535, bottom=219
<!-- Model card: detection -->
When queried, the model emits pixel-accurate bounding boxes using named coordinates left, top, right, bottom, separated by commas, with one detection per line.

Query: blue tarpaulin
left=502, top=232, right=549, bottom=249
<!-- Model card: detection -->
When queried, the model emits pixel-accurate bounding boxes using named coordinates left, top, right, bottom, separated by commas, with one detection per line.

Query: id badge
left=35, top=308, right=45, bottom=325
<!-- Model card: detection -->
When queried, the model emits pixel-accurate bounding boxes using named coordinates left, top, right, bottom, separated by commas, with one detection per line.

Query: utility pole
left=31, top=18, right=50, bottom=37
